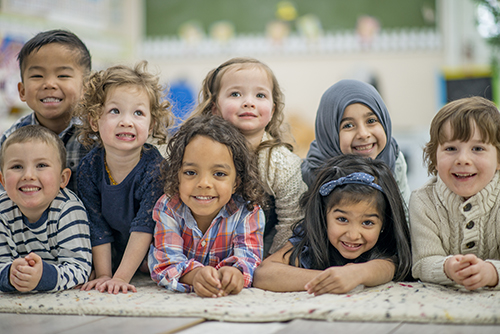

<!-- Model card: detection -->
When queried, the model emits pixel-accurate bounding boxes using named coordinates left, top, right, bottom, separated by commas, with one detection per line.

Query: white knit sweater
left=258, top=133, right=308, bottom=253
left=409, top=171, right=500, bottom=289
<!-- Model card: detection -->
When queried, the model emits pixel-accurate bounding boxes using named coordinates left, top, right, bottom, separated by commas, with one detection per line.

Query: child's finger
left=194, top=280, right=220, bottom=298
left=305, top=272, right=328, bottom=293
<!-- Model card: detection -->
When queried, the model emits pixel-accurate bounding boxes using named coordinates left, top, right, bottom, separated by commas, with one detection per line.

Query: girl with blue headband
left=254, top=154, right=411, bottom=294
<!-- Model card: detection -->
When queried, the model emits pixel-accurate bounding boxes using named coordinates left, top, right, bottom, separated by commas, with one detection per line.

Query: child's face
left=178, top=135, right=237, bottom=228
left=215, top=67, right=274, bottom=144
left=18, top=43, right=85, bottom=132
left=436, top=121, right=500, bottom=199
left=91, top=85, right=152, bottom=156
left=339, top=103, right=387, bottom=160
left=326, top=199, right=382, bottom=260
left=0, top=141, right=70, bottom=223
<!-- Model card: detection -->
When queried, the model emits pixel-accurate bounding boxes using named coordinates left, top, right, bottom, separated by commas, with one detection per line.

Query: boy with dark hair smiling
left=0, top=29, right=92, bottom=192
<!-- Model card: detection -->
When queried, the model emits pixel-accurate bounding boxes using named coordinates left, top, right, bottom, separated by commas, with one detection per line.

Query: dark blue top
left=77, top=144, right=164, bottom=261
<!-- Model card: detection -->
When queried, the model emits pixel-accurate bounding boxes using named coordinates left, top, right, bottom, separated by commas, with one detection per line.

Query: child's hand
left=80, top=275, right=111, bottom=291
left=9, top=253, right=43, bottom=292
left=192, top=266, right=222, bottom=298
left=445, top=254, right=499, bottom=290
left=218, top=266, right=244, bottom=296
left=97, top=277, right=137, bottom=294
left=305, top=263, right=359, bottom=295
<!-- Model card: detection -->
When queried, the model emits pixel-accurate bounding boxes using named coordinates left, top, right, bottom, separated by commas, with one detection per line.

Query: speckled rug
left=0, top=275, right=499, bottom=324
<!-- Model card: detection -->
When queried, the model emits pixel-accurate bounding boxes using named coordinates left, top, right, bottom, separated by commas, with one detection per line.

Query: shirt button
left=466, top=241, right=475, bottom=249
left=466, top=221, right=475, bottom=229
left=201, top=241, right=206, bottom=247
left=463, top=203, right=472, bottom=212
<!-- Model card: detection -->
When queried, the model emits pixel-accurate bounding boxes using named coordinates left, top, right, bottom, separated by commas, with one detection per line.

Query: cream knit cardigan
left=258, top=133, right=308, bottom=253
left=409, top=171, right=500, bottom=289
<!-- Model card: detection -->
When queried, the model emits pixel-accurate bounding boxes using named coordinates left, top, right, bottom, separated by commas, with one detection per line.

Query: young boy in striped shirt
left=0, top=125, right=91, bottom=292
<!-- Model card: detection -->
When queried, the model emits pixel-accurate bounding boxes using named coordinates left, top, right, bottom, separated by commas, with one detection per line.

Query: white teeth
left=454, top=173, right=474, bottom=177
left=42, top=98, right=61, bottom=103
left=196, top=196, right=213, bottom=200
left=342, top=241, right=361, bottom=248
left=354, top=144, right=373, bottom=151
left=117, top=134, right=134, bottom=138
left=21, top=187, right=40, bottom=192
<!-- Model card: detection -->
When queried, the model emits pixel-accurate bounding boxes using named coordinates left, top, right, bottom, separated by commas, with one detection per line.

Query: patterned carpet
left=0, top=275, right=498, bottom=324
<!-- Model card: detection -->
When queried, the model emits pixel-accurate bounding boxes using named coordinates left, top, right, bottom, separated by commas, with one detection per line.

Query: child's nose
left=346, top=225, right=362, bottom=240
left=242, top=97, right=256, bottom=108
left=119, top=114, right=133, bottom=127
left=197, top=174, right=213, bottom=188
left=456, top=150, right=471, bottom=165
left=22, top=166, right=36, bottom=180
left=356, top=125, right=370, bottom=139
left=43, top=76, right=57, bottom=89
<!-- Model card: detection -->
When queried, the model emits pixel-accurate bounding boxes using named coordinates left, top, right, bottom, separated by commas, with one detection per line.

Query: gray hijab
left=301, top=79, right=399, bottom=187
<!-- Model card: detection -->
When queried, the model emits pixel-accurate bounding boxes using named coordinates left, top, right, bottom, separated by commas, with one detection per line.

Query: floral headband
left=319, top=172, right=384, bottom=196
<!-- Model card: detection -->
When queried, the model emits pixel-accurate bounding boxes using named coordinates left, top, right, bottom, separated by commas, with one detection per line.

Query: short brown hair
left=0, top=125, right=66, bottom=171
left=423, top=96, right=500, bottom=175
left=74, top=61, right=173, bottom=148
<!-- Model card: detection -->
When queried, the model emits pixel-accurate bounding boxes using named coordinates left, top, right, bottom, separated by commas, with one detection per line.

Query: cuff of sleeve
left=485, top=259, right=500, bottom=290
left=431, top=255, right=455, bottom=285
left=0, top=264, right=16, bottom=292
left=34, top=261, right=58, bottom=291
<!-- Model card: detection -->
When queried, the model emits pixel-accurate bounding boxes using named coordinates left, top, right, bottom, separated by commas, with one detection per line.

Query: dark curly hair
left=162, top=114, right=265, bottom=211
left=74, top=61, right=173, bottom=148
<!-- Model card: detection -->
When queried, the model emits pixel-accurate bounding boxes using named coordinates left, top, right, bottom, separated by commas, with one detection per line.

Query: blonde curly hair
left=74, top=61, right=173, bottom=148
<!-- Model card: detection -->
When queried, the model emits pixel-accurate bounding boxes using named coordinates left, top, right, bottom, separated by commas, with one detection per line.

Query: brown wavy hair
left=162, top=114, right=265, bottom=211
left=423, top=96, right=500, bottom=176
left=74, top=61, right=173, bottom=148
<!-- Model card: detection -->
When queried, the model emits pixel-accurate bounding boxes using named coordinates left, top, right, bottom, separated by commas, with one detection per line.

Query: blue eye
left=109, top=108, right=119, bottom=114
left=256, top=93, right=266, bottom=98
left=230, top=92, right=241, bottom=97
left=134, top=110, right=144, bottom=116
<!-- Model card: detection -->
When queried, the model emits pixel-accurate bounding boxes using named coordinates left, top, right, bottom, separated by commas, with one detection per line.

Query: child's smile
left=339, top=103, right=387, bottom=160
left=179, top=135, right=237, bottom=232
left=436, top=121, right=500, bottom=199
left=0, top=141, right=70, bottom=223
left=326, top=199, right=382, bottom=259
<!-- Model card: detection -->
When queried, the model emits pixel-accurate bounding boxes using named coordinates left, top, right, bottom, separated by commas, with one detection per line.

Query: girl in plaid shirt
left=149, top=115, right=266, bottom=297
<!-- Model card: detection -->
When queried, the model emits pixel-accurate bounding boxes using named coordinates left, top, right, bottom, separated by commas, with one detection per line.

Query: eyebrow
left=182, top=162, right=232, bottom=170
left=26, top=65, right=75, bottom=72
left=333, top=208, right=380, bottom=219
left=340, top=111, right=377, bottom=122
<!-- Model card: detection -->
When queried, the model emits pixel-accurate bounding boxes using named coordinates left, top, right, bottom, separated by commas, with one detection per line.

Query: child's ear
left=0, top=171, right=5, bottom=189
left=89, top=116, right=99, bottom=132
left=211, top=101, right=220, bottom=116
left=59, top=168, right=72, bottom=189
left=232, top=177, right=240, bottom=194
left=18, top=82, right=26, bottom=102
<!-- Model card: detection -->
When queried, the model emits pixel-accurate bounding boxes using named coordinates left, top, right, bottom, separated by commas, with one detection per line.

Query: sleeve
left=0, top=217, right=17, bottom=292
left=77, top=152, right=113, bottom=246
left=148, top=197, right=204, bottom=293
left=215, top=205, right=265, bottom=287
left=265, top=148, right=308, bottom=254
left=130, top=150, right=164, bottom=234
left=409, top=189, right=454, bottom=285
left=45, top=198, right=92, bottom=291
left=394, top=151, right=411, bottom=208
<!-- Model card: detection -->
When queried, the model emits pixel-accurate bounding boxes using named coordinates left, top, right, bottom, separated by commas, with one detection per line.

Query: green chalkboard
left=145, top=0, right=436, bottom=37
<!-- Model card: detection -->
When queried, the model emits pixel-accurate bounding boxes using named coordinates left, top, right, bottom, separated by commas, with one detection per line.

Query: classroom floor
left=2, top=313, right=499, bottom=334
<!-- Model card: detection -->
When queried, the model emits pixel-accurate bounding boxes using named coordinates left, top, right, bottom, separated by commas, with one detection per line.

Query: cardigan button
left=463, top=203, right=472, bottom=212
left=466, top=241, right=475, bottom=249
left=466, top=221, right=475, bottom=229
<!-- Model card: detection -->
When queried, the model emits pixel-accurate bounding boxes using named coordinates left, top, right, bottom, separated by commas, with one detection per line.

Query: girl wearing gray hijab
left=301, top=79, right=410, bottom=206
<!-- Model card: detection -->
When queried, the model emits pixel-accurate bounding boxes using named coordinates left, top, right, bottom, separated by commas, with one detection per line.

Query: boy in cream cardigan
left=410, top=96, right=500, bottom=290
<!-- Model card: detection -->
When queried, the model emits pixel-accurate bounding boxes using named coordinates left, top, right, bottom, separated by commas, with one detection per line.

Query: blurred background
left=1, top=0, right=499, bottom=191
